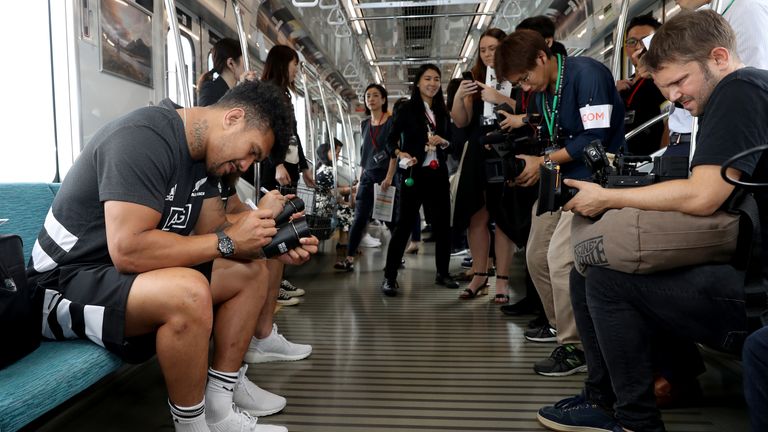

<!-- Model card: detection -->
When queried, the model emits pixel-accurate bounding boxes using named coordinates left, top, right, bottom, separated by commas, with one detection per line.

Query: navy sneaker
left=537, top=394, right=617, bottom=432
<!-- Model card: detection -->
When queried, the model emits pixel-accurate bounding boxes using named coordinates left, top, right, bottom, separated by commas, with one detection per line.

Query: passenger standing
left=495, top=29, right=625, bottom=376
left=340, top=84, right=395, bottom=271
left=380, top=64, right=458, bottom=296
left=616, top=14, right=669, bottom=155
left=452, top=28, right=520, bottom=303
left=197, top=38, right=245, bottom=106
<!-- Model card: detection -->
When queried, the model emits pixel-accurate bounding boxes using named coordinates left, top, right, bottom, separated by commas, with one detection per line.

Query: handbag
left=571, top=208, right=740, bottom=275
left=0, top=234, right=43, bottom=369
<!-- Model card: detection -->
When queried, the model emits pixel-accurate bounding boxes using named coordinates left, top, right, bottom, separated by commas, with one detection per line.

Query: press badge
left=624, top=110, right=636, bottom=125
left=580, top=104, right=612, bottom=129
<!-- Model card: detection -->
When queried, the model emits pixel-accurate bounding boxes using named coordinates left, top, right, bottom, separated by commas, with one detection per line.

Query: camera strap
left=541, top=54, right=564, bottom=146
left=625, top=77, right=646, bottom=108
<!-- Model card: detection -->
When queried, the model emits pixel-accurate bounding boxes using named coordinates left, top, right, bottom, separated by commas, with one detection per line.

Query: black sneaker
left=500, top=298, right=539, bottom=316
left=435, top=274, right=459, bottom=289
left=381, top=278, right=399, bottom=296
left=537, top=394, right=617, bottom=431
left=534, top=344, right=588, bottom=377
left=524, top=323, right=558, bottom=342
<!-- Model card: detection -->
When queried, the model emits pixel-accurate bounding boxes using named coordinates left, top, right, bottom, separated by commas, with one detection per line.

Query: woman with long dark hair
left=197, top=38, right=244, bottom=107
left=451, top=27, right=534, bottom=304
left=380, top=64, right=458, bottom=296
left=336, top=83, right=395, bottom=271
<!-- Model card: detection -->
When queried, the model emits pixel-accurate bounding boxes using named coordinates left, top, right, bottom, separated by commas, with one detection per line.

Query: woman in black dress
left=197, top=38, right=245, bottom=107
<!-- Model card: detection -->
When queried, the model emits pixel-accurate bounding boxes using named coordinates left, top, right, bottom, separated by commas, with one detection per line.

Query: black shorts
left=31, top=261, right=213, bottom=364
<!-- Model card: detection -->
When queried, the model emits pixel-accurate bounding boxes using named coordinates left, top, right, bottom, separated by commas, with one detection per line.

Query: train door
left=166, top=4, right=200, bottom=107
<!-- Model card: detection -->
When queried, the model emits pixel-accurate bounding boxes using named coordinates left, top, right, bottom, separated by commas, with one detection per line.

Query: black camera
left=536, top=140, right=689, bottom=215
left=262, top=216, right=312, bottom=258
left=481, top=131, right=539, bottom=183
left=274, top=196, right=305, bottom=225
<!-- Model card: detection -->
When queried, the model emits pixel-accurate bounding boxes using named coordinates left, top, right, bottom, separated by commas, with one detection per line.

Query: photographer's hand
left=257, top=190, right=287, bottom=218
left=275, top=235, right=319, bottom=265
left=562, top=179, right=611, bottom=217
left=498, top=111, right=525, bottom=130
left=513, top=155, right=544, bottom=187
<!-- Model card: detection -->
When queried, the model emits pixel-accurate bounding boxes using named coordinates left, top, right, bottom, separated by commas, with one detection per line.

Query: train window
left=166, top=30, right=195, bottom=107
left=336, top=122, right=343, bottom=143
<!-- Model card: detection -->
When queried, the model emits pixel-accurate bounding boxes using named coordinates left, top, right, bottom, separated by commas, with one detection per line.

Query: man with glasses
left=494, top=30, right=625, bottom=377
left=616, top=14, right=669, bottom=156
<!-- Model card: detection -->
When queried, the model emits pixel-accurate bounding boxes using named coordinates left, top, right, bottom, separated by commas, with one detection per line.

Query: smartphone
left=462, top=71, right=474, bottom=81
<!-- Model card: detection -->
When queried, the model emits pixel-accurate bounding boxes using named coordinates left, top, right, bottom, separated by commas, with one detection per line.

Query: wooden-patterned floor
left=34, top=230, right=748, bottom=431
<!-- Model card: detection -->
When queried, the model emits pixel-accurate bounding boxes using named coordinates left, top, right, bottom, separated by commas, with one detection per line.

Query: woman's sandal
left=494, top=275, right=510, bottom=304
left=459, top=272, right=489, bottom=299
left=333, top=259, right=354, bottom=272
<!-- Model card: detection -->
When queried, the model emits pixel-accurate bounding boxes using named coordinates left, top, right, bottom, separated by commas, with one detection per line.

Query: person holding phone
left=616, top=14, right=669, bottom=156
left=451, top=28, right=527, bottom=304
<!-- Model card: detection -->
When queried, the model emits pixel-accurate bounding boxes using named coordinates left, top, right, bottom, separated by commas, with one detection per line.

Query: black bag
left=0, top=234, right=43, bottom=369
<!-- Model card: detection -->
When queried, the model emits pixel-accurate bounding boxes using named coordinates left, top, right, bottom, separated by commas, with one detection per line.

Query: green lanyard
left=722, top=0, right=736, bottom=15
left=541, top=54, right=563, bottom=142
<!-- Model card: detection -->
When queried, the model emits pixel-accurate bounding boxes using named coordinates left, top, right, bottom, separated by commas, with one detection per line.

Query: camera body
left=536, top=140, right=689, bottom=215
left=481, top=131, right=540, bottom=184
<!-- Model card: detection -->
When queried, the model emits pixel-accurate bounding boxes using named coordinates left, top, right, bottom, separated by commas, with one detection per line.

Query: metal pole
left=317, top=80, right=338, bottom=193
left=611, top=0, right=631, bottom=80
left=300, top=64, right=317, bottom=169
left=624, top=111, right=671, bottom=141
left=164, top=0, right=191, bottom=107
left=231, top=0, right=260, bottom=196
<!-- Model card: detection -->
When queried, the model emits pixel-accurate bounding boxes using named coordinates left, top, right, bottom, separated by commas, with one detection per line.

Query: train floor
left=33, top=227, right=748, bottom=432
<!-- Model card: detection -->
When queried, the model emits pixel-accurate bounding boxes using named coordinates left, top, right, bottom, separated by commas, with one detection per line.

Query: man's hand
left=276, top=236, right=319, bottom=265
left=227, top=209, right=277, bottom=258
left=257, top=190, right=287, bottom=219
left=562, top=179, right=611, bottom=217
left=513, top=155, right=544, bottom=187
left=498, top=111, right=525, bottom=131
left=275, top=164, right=292, bottom=186
left=616, top=79, right=633, bottom=92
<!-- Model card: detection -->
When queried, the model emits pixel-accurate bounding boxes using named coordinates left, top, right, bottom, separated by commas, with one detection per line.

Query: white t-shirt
left=722, top=0, right=768, bottom=69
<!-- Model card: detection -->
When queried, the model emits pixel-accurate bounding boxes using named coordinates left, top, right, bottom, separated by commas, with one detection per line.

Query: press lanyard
left=541, top=54, right=563, bottom=143
left=369, top=114, right=384, bottom=149
left=722, top=0, right=736, bottom=15
left=626, top=78, right=646, bottom=108
left=424, top=103, right=437, bottom=134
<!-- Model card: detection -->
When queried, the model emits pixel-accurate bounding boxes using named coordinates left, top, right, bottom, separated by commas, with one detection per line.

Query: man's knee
left=166, top=270, right=214, bottom=329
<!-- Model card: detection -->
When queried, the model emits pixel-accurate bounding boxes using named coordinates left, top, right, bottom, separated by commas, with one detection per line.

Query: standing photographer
left=494, top=30, right=625, bottom=377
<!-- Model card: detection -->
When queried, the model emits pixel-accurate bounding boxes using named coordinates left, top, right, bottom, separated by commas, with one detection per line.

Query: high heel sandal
left=459, top=272, right=489, bottom=299
left=494, top=275, right=510, bottom=304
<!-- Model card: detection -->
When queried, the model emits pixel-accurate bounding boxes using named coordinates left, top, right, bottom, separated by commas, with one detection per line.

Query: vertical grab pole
left=231, top=0, right=259, bottom=198
left=300, top=64, right=317, bottom=170
left=316, top=78, right=338, bottom=193
left=164, top=0, right=191, bottom=108
left=611, top=0, right=631, bottom=80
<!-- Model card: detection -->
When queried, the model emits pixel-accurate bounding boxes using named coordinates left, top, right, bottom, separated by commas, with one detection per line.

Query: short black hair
left=363, top=83, right=388, bottom=115
left=215, top=80, right=293, bottom=162
left=516, top=16, right=555, bottom=39
left=627, top=13, right=662, bottom=33
left=317, top=138, right=343, bottom=166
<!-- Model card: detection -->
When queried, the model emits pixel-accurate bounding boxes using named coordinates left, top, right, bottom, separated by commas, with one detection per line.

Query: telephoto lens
left=274, top=196, right=305, bottom=225
left=261, top=216, right=312, bottom=258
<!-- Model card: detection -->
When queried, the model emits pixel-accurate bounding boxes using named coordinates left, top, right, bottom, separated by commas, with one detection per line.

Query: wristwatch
left=216, top=230, right=235, bottom=257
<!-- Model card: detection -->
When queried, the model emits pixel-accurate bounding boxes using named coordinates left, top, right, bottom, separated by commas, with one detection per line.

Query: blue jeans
left=571, top=265, right=747, bottom=431
left=744, top=326, right=768, bottom=431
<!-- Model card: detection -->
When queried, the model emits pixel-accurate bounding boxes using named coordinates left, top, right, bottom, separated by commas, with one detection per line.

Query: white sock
left=169, top=399, right=208, bottom=432
left=205, top=368, right=238, bottom=424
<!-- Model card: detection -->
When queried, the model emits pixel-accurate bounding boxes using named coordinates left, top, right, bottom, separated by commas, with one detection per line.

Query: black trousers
left=384, top=166, right=451, bottom=280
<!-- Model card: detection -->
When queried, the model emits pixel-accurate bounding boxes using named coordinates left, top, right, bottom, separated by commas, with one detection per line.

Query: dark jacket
left=386, top=97, right=451, bottom=166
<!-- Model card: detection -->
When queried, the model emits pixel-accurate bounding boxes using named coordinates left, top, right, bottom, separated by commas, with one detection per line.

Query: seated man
left=536, top=10, right=767, bottom=432
left=27, top=81, right=318, bottom=432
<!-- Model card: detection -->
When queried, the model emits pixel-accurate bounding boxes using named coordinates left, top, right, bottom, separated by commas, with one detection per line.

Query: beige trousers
left=525, top=201, right=579, bottom=345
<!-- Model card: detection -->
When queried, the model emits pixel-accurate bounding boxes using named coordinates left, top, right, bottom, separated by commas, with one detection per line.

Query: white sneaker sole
left=244, top=350, right=312, bottom=364
left=537, top=411, right=611, bottom=431
left=236, top=403, right=286, bottom=417
left=284, top=289, right=305, bottom=297
left=276, top=298, right=300, bottom=306
left=535, top=364, right=588, bottom=377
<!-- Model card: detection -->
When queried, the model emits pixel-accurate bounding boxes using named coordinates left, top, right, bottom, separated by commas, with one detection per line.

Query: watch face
left=218, top=236, right=235, bottom=256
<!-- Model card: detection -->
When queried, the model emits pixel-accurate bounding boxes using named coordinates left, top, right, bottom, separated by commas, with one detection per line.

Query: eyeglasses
left=625, top=35, right=651, bottom=47
left=511, top=72, right=531, bottom=87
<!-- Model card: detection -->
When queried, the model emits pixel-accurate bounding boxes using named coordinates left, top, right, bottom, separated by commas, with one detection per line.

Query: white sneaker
left=233, top=365, right=286, bottom=416
left=207, top=406, right=287, bottom=432
left=280, top=279, right=305, bottom=297
left=360, top=233, right=381, bottom=248
left=244, top=324, right=312, bottom=364
left=276, top=288, right=299, bottom=306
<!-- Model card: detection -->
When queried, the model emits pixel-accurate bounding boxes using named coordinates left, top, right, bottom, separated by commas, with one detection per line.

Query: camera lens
left=274, top=197, right=305, bottom=225
left=261, top=216, right=311, bottom=258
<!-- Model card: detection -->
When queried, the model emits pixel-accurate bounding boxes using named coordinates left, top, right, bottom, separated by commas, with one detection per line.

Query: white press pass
left=579, top=104, right=613, bottom=130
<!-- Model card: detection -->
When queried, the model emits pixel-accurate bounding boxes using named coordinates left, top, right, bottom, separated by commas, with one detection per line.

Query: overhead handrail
left=327, top=6, right=346, bottom=25
left=335, top=21, right=353, bottom=38
left=292, top=0, right=319, bottom=6
left=501, top=0, right=522, bottom=18
left=319, top=0, right=339, bottom=9
left=164, top=0, right=191, bottom=108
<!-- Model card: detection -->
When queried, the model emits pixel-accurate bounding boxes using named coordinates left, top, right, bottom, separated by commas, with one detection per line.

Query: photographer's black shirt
left=537, top=56, right=626, bottom=179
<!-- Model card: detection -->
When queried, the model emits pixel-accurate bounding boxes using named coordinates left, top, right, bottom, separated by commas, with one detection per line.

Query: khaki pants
left=525, top=201, right=579, bottom=345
